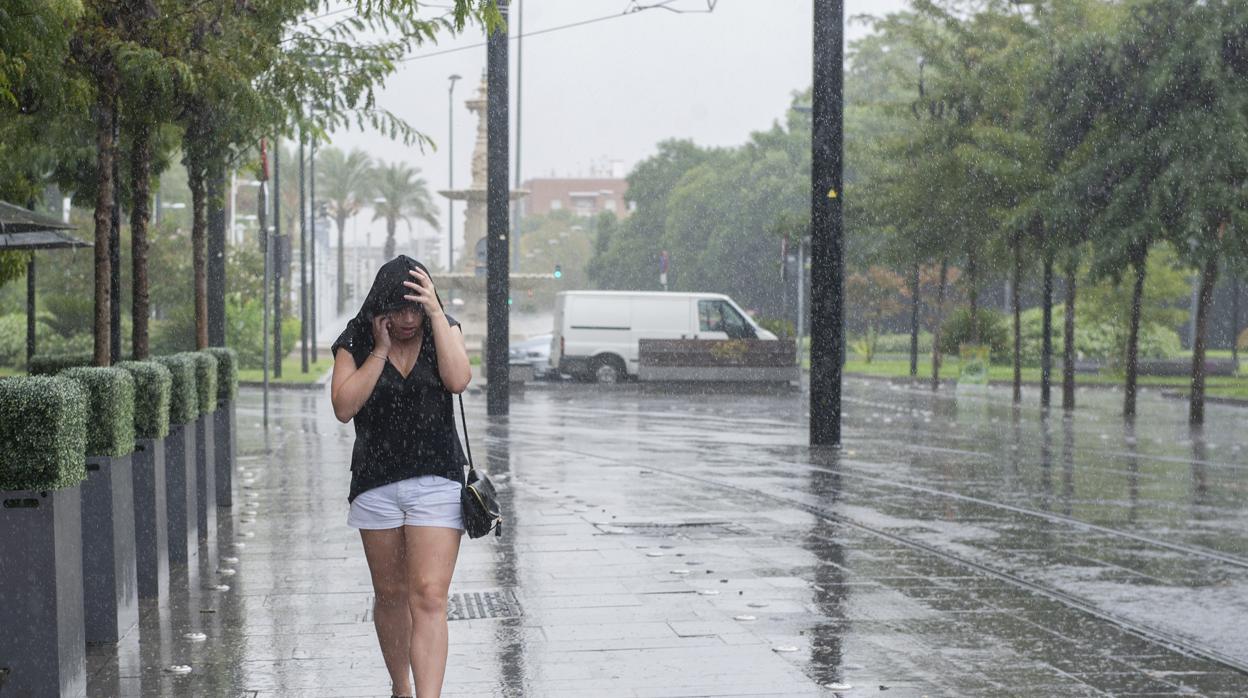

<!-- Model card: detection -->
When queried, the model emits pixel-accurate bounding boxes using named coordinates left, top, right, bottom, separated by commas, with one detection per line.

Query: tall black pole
left=309, top=137, right=318, bottom=361
left=273, top=142, right=283, bottom=379
left=26, top=257, right=36, bottom=366
left=299, top=132, right=309, bottom=373
left=512, top=0, right=523, bottom=273
left=207, top=164, right=227, bottom=346
left=1232, top=275, right=1240, bottom=369
left=109, top=117, right=122, bottom=363
left=486, top=0, right=511, bottom=416
left=811, top=0, right=844, bottom=446
left=909, top=262, right=920, bottom=377
left=259, top=141, right=270, bottom=425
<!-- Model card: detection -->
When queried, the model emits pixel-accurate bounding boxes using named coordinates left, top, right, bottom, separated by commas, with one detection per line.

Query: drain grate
left=361, top=589, right=521, bottom=623
left=596, top=520, right=751, bottom=537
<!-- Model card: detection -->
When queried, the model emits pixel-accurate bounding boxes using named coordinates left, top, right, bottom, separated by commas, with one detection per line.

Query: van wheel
left=592, top=356, right=625, bottom=384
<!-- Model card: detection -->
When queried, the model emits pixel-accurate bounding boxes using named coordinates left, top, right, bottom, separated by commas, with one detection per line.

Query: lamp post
left=448, top=73, right=462, bottom=273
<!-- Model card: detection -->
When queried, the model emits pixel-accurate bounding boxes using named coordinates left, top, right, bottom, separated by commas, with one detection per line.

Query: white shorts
left=347, top=475, right=464, bottom=531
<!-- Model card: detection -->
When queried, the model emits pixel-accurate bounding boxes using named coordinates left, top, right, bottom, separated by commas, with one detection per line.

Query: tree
left=372, top=161, right=439, bottom=262
left=845, top=267, right=906, bottom=363
left=317, top=146, right=374, bottom=314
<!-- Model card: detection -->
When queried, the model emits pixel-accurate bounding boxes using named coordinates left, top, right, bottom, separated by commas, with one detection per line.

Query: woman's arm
left=330, top=315, right=392, bottom=422
left=426, top=310, right=472, bottom=394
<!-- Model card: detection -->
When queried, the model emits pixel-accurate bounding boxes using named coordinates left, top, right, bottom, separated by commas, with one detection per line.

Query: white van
left=550, top=291, right=777, bottom=383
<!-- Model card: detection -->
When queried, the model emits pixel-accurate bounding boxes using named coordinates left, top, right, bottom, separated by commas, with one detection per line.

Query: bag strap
left=458, top=394, right=474, bottom=473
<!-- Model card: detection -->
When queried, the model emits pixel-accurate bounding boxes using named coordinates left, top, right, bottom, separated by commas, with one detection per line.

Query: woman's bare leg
left=405, top=526, right=461, bottom=698
left=361, top=527, right=413, bottom=696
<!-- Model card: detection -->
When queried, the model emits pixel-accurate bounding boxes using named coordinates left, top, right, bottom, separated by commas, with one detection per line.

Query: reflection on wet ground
left=87, top=379, right=1248, bottom=696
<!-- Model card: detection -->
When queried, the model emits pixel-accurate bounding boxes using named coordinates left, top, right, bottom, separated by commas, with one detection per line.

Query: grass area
left=238, top=356, right=334, bottom=385
left=841, top=357, right=1248, bottom=401
left=0, top=366, right=19, bottom=378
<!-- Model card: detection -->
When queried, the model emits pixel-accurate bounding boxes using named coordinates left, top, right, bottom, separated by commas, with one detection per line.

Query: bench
left=638, top=339, right=799, bottom=384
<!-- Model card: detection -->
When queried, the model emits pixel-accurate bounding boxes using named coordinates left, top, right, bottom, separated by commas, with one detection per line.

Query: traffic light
left=553, top=264, right=563, bottom=280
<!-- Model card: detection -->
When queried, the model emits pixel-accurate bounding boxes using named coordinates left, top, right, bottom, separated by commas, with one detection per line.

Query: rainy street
left=81, top=379, right=1248, bottom=696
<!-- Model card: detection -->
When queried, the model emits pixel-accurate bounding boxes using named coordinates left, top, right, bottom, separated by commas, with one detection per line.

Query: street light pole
left=299, top=131, right=308, bottom=374
left=310, top=137, right=318, bottom=362
left=273, top=141, right=283, bottom=379
left=448, top=73, right=461, bottom=273
left=512, top=0, right=523, bottom=273
left=486, top=0, right=511, bottom=416
left=811, top=0, right=844, bottom=447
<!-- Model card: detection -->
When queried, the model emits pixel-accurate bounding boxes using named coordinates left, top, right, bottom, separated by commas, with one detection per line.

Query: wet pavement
left=86, top=378, right=1248, bottom=696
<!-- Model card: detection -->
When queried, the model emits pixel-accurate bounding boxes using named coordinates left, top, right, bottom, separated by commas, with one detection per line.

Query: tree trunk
left=1062, top=259, right=1077, bottom=410
left=1012, top=237, right=1022, bottom=404
left=384, top=218, right=396, bottom=261
left=93, top=90, right=116, bottom=367
left=931, top=258, right=948, bottom=391
left=1232, top=275, right=1240, bottom=370
left=1124, top=248, right=1148, bottom=419
left=1041, top=253, right=1054, bottom=408
left=188, top=157, right=210, bottom=350
left=909, top=262, right=920, bottom=378
left=130, top=120, right=153, bottom=359
left=1189, top=255, right=1219, bottom=425
left=967, top=250, right=980, bottom=344
left=336, top=213, right=347, bottom=315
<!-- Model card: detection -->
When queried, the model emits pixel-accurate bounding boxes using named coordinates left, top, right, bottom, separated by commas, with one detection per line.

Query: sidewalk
left=86, top=380, right=1248, bottom=696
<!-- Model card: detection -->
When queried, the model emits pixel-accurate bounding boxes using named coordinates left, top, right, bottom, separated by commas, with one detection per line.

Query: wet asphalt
left=85, top=377, right=1248, bottom=696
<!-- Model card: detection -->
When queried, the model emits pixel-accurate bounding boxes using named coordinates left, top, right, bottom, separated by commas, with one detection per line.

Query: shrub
left=222, top=296, right=301, bottom=369
left=203, top=347, right=238, bottom=403
left=0, top=313, right=53, bottom=367
left=28, top=352, right=93, bottom=375
left=938, top=307, right=1010, bottom=361
left=756, top=317, right=794, bottom=339
left=0, top=376, right=88, bottom=491
left=1017, top=305, right=1183, bottom=367
left=61, top=367, right=136, bottom=458
left=154, top=354, right=199, bottom=425
left=873, top=331, right=933, bottom=355
left=186, top=352, right=218, bottom=415
left=115, top=361, right=172, bottom=440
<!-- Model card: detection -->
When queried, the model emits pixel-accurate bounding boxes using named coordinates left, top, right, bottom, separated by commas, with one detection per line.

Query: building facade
left=519, top=178, right=631, bottom=219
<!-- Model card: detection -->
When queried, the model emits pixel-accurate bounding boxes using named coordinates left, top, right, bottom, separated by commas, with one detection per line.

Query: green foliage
left=28, top=352, right=92, bottom=375
left=1017, top=305, right=1181, bottom=367
left=871, top=331, right=933, bottom=356
left=372, top=161, right=439, bottom=260
left=0, top=376, right=87, bottom=492
left=204, top=347, right=238, bottom=403
left=757, top=317, right=794, bottom=339
left=115, top=360, right=171, bottom=440
left=0, top=312, right=52, bottom=367
left=0, top=251, right=29, bottom=289
left=187, top=351, right=218, bottom=415
left=223, top=296, right=301, bottom=370
left=61, top=366, right=135, bottom=457
left=939, top=308, right=1010, bottom=361
left=154, top=353, right=198, bottom=425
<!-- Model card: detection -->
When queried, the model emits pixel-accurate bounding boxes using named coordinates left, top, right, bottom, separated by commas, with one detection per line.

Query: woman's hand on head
left=371, top=314, right=393, bottom=353
left=403, top=268, right=442, bottom=317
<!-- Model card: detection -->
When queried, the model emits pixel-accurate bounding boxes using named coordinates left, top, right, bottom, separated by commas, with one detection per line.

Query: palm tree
left=372, top=161, right=439, bottom=263
left=317, top=146, right=374, bottom=314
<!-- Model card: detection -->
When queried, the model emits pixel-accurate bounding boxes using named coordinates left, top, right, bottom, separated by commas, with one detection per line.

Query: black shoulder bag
left=457, top=395, right=503, bottom=538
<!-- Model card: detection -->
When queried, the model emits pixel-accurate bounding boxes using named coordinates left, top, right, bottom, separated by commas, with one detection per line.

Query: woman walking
left=330, top=255, right=472, bottom=698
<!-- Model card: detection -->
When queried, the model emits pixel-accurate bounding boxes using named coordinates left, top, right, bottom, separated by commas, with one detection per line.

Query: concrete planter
left=80, top=454, right=139, bottom=644
left=0, top=486, right=87, bottom=697
left=213, top=400, right=235, bottom=508
left=194, top=412, right=217, bottom=550
left=164, top=422, right=198, bottom=566
left=131, top=438, right=169, bottom=600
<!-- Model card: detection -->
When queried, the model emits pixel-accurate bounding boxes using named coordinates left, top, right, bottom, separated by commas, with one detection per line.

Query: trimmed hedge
left=116, top=361, right=172, bottom=440
left=154, top=354, right=199, bottom=425
left=28, top=352, right=93, bottom=376
left=61, top=367, right=136, bottom=458
left=186, top=352, right=218, bottom=415
left=204, top=347, right=238, bottom=403
left=0, top=377, right=88, bottom=491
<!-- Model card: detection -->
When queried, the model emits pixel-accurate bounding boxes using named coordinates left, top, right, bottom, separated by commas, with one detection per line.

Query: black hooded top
left=331, top=255, right=468, bottom=502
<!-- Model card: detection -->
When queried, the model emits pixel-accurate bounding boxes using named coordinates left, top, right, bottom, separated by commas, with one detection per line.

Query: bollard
left=155, top=355, right=201, bottom=568
left=62, top=367, right=139, bottom=644
left=116, top=361, right=173, bottom=600
left=0, top=376, right=89, bottom=697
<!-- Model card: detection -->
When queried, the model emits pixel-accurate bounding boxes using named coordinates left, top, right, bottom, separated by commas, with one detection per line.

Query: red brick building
left=520, top=178, right=631, bottom=219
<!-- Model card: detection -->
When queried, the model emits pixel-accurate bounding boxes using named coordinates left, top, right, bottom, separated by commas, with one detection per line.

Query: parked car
left=510, top=334, right=557, bottom=379
left=550, top=291, right=777, bottom=383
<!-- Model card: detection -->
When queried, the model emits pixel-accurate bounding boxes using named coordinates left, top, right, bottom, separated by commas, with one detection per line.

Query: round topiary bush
left=115, top=361, right=172, bottom=441
left=61, top=367, right=136, bottom=458
left=185, top=352, right=218, bottom=415
left=0, top=376, right=88, bottom=491
left=27, top=352, right=93, bottom=376
left=154, top=354, right=199, bottom=426
left=203, top=347, right=238, bottom=404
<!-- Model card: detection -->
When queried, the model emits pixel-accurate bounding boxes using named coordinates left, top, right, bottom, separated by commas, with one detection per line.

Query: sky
left=319, top=0, right=911, bottom=264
